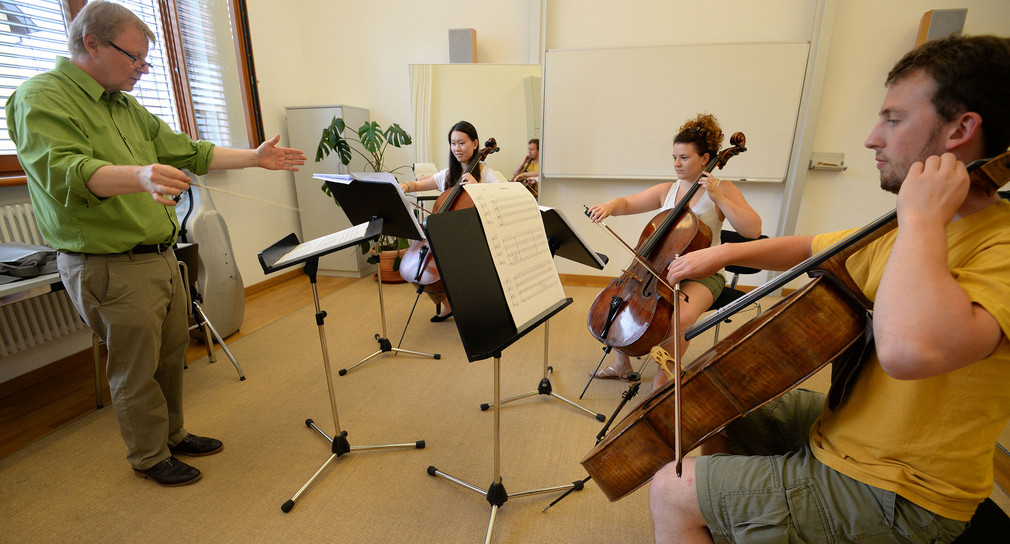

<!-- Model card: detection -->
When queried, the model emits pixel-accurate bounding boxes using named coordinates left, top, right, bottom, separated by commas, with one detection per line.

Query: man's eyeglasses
left=108, top=42, right=153, bottom=71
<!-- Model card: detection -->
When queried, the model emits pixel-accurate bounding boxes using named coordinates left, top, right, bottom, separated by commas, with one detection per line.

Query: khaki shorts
left=688, top=271, right=725, bottom=301
left=695, top=389, right=967, bottom=543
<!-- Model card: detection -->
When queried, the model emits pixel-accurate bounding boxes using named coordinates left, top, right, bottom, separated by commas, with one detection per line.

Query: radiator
left=0, top=203, right=87, bottom=357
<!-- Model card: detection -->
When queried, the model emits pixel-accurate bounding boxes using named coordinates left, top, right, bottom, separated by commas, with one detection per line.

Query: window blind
left=114, top=0, right=180, bottom=132
left=0, top=0, right=71, bottom=153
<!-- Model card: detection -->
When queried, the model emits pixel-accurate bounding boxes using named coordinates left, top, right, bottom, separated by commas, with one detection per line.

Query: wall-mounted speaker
left=916, top=9, right=967, bottom=47
left=449, top=28, right=476, bottom=63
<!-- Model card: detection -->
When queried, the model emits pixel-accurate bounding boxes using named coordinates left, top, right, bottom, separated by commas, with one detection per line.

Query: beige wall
left=15, top=1, right=1005, bottom=288
left=799, top=0, right=1010, bottom=236
left=3, top=0, right=1009, bottom=380
left=233, top=0, right=1007, bottom=286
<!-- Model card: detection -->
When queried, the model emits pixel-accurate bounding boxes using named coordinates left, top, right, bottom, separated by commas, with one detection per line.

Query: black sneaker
left=169, top=434, right=223, bottom=457
left=133, top=456, right=201, bottom=487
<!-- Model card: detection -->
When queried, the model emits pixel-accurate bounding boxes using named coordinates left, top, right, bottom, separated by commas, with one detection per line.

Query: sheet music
left=313, top=172, right=423, bottom=240
left=313, top=173, right=355, bottom=184
left=350, top=171, right=398, bottom=183
left=274, top=223, right=371, bottom=268
left=464, top=183, right=566, bottom=329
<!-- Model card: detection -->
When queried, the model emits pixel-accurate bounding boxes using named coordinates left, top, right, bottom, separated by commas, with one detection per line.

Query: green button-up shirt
left=6, top=56, right=215, bottom=253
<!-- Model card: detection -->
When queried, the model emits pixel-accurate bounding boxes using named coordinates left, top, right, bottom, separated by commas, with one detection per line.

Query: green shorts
left=687, top=271, right=725, bottom=301
left=695, top=389, right=968, bottom=543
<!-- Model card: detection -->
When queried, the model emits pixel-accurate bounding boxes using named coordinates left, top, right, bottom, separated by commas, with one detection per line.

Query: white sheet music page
left=274, top=223, right=370, bottom=268
left=313, top=173, right=355, bottom=184
left=464, top=183, right=566, bottom=329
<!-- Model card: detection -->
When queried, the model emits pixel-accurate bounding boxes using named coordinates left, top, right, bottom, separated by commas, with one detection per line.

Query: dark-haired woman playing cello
left=400, top=120, right=506, bottom=322
left=586, top=113, right=761, bottom=389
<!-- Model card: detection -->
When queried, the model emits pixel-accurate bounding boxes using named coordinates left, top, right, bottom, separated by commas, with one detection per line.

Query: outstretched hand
left=256, top=134, right=307, bottom=171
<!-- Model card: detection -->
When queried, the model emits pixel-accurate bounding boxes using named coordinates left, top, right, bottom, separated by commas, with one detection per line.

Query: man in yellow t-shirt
left=649, top=35, right=1010, bottom=544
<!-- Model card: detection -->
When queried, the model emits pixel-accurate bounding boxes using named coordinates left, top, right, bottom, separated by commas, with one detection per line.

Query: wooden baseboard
left=245, top=268, right=303, bottom=296
left=559, top=273, right=612, bottom=288
left=0, top=347, right=109, bottom=459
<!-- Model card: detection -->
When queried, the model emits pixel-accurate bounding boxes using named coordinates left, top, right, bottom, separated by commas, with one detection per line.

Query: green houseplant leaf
left=315, top=115, right=417, bottom=270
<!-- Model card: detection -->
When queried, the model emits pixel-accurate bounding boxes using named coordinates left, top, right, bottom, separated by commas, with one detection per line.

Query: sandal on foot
left=590, top=365, right=639, bottom=382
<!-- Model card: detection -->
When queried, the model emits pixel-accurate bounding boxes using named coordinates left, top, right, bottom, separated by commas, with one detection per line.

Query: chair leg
left=192, top=301, right=245, bottom=380
left=200, top=320, right=217, bottom=363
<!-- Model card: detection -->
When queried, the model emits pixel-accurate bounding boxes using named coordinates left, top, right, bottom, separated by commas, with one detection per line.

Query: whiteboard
left=542, top=43, right=809, bottom=181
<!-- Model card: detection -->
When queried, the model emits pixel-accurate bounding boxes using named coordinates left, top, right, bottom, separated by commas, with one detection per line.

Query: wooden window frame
left=0, top=0, right=264, bottom=187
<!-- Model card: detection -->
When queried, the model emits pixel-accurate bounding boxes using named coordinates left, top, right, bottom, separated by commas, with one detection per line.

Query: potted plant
left=315, top=117, right=414, bottom=281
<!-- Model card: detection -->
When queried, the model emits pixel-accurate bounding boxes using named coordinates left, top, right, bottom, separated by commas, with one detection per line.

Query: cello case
left=175, top=173, right=245, bottom=337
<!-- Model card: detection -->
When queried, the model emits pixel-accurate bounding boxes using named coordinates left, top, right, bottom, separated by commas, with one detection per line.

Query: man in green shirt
left=6, top=1, right=306, bottom=486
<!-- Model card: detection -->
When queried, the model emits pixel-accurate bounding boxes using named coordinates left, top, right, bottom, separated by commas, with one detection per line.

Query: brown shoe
left=133, top=456, right=201, bottom=487
left=169, top=434, right=223, bottom=457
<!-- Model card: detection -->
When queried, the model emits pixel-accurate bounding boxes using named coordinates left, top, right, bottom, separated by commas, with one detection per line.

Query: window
left=0, top=0, right=263, bottom=183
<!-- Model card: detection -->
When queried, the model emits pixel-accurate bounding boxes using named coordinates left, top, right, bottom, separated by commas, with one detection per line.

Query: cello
left=398, top=138, right=500, bottom=290
left=511, top=154, right=539, bottom=198
left=586, top=132, right=747, bottom=358
left=581, top=151, right=1010, bottom=501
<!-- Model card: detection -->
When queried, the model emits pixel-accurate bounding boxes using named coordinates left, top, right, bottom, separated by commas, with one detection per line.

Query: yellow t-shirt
left=808, top=199, right=1010, bottom=521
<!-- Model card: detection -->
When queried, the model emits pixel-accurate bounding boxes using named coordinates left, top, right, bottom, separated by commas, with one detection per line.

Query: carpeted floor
left=0, top=277, right=802, bottom=544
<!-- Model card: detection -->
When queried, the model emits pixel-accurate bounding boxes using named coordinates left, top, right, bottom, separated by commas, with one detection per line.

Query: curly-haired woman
left=585, top=113, right=762, bottom=389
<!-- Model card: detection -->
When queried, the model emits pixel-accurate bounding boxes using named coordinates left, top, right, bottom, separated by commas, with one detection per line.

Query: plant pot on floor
left=374, top=248, right=407, bottom=283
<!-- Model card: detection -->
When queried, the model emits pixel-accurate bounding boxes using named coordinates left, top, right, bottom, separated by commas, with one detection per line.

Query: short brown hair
left=887, top=35, right=1010, bottom=157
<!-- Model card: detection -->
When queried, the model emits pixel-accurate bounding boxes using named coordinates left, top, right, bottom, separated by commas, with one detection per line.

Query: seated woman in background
left=585, top=113, right=762, bottom=388
left=400, top=120, right=505, bottom=322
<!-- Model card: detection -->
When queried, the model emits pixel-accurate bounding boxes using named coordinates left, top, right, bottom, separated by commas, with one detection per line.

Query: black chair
left=706, top=230, right=768, bottom=342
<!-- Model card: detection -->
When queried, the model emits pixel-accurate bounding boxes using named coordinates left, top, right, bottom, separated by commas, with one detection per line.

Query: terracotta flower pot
left=374, top=248, right=407, bottom=283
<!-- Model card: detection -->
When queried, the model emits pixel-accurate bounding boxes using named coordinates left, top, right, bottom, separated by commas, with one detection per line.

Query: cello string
left=593, top=217, right=681, bottom=299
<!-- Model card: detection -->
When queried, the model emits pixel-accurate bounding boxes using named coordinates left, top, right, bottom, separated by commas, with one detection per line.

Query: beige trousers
left=58, top=249, right=190, bottom=470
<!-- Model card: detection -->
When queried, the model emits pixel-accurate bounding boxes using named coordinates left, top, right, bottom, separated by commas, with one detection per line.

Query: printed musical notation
left=464, top=183, right=566, bottom=329
left=274, top=223, right=371, bottom=268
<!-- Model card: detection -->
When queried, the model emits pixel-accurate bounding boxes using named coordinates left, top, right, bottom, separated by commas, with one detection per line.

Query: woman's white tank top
left=660, top=179, right=723, bottom=247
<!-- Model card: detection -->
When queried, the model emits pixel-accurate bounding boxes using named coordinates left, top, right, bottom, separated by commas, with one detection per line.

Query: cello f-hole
left=642, top=275, right=656, bottom=298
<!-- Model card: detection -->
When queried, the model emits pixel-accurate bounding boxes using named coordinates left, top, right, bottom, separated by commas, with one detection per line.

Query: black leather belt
left=59, top=244, right=172, bottom=257
left=127, top=244, right=170, bottom=254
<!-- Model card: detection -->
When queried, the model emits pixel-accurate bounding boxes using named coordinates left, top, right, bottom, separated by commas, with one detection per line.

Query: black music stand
left=258, top=221, right=425, bottom=513
left=423, top=203, right=577, bottom=544
left=321, top=174, right=441, bottom=375
left=479, top=207, right=608, bottom=422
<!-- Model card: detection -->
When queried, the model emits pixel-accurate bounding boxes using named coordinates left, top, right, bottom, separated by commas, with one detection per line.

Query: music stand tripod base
left=338, top=238, right=440, bottom=376
left=258, top=228, right=426, bottom=514
left=427, top=355, right=582, bottom=543
left=479, top=321, right=604, bottom=422
left=280, top=258, right=426, bottom=513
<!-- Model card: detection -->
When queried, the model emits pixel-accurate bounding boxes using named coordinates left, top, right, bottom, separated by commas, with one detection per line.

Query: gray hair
left=67, top=0, right=155, bottom=58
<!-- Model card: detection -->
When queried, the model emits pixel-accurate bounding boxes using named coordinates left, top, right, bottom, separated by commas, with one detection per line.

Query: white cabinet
left=285, top=105, right=372, bottom=276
